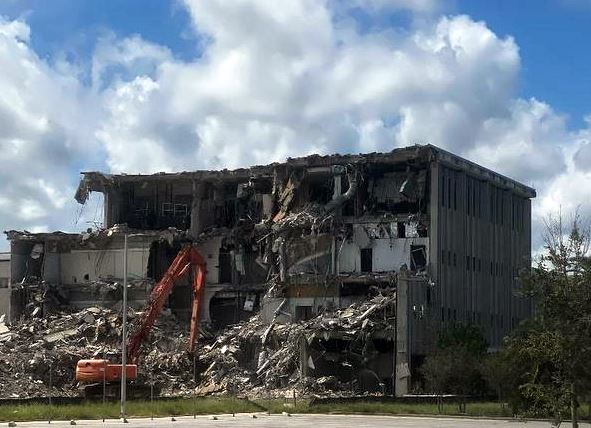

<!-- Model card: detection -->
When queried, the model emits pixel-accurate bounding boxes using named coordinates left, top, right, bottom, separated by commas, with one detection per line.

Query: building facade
left=4, top=144, right=535, bottom=393
left=0, top=252, right=10, bottom=319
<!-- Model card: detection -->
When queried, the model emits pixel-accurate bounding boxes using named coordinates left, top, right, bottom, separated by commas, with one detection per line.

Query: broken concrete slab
left=43, top=328, right=79, bottom=343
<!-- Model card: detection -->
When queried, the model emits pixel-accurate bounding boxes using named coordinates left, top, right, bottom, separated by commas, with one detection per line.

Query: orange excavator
left=75, top=245, right=207, bottom=397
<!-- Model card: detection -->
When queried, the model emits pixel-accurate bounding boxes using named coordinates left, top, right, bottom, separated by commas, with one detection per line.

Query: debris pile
left=0, top=285, right=396, bottom=399
left=10, top=281, right=70, bottom=317
left=195, top=287, right=396, bottom=397
left=0, top=307, right=198, bottom=398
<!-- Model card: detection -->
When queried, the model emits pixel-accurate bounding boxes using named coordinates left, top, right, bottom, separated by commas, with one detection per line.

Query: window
left=162, top=202, right=174, bottom=216
left=174, top=203, right=188, bottom=217
left=441, top=174, right=446, bottom=207
left=360, top=248, right=373, bottom=273
left=476, top=182, right=481, bottom=217
left=397, top=222, right=406, bottom=238
left=466, top=179, right=471, bottom=215
left=448, top=177, right=452, bottom=209
left=453, top=179, right=458, bottom=210
left=473, top=182, right=477, bottom=217
left=410, top=245, right=427, bottom=271
left=490, top=188, right=494, bottom=222
left=295, top=306, right=313, bottom=321
left=218, top=252, right=233, bottom=283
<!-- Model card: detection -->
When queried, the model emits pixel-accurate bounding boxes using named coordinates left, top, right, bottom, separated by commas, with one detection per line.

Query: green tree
left=421, top=324, right=487, bottom=411
left=509, top=212, right=591, bottom=427
left=480, top=350, right=520, bottom=409
left=437, top=324, right=488, bottom=355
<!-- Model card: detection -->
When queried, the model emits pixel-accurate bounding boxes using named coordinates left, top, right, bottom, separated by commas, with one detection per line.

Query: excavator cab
left=75, top=359, right=137, bottom=382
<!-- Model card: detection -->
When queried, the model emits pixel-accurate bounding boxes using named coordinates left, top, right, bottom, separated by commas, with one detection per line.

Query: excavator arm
left=187, top=248, right=207, bottom=354
left=127, top=245, right=207, bottom=364
left=76, top=245, right=207, bottom=386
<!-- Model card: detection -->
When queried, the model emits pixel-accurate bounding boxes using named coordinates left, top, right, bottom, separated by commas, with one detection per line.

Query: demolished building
left=0, top=252, right=9, bottom=319
left=2, top=144, right=535, bottom=397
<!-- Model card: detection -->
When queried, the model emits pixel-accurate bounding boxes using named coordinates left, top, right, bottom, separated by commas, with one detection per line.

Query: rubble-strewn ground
left=0, top=287, right=395, bottom=399
left=0, top=307, right=198, bottom=398
left=195, top=287, right=396, bottom=398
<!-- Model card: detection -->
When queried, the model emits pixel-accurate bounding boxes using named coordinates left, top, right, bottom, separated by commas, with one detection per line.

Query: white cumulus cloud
left=0, top=17, right=102, bottom=240
left=0, top=1, right=590, bottom=253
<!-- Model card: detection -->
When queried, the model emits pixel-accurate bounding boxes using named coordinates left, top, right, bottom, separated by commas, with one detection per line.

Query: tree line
left=421, top=213, right=591, bottom=427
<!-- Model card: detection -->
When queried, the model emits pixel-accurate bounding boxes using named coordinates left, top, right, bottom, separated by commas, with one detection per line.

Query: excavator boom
left=127, top=245, right=207, bottom=364
left=76, top=245, right=207, bottom=385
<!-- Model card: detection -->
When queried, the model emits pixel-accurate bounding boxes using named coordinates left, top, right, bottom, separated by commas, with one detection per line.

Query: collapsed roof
left=75, top=144, right=536, bottom=205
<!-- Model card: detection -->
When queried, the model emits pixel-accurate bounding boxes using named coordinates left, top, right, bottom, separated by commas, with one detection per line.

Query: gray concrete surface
left=8, top=414, right=590, bottom=428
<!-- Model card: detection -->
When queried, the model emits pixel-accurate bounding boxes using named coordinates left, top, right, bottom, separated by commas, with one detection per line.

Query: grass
left=256, top=399, right=514, bottom=417
left=0, top=398, right=260, bottom=422
left=1, top=398, right=589, bottom=422
left=309, top=401, right=514, bottom=417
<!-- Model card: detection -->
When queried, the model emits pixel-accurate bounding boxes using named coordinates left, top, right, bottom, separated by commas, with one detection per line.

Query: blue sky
left=455, top=0, right=591, bottom=129
left=0, top=0, right=194, bottom=57
left=1, top=0, right=589, bottom=126
left=0, top=0, right=590, bottom=251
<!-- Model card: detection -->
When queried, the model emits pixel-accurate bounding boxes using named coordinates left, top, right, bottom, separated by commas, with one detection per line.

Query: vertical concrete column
left=104, top=188, right=120, bottom=228
left=299, top=335, right=309, bottom=379
left=103, top=190, right=111, bottom=228
left=331, top=237, right=337, bottom=275
left=331, top=166, right=343, bottom=275
left=201, top=286, right=223, bottom=323
left=395, top=268, right=410, bottom=397
left=190, top=180, right=206, bottom=238
left=332, top=171, right=342, bottom=200
left=429, top=161, right=440, bottom=308
left=278, top=239, right=287, bottom=283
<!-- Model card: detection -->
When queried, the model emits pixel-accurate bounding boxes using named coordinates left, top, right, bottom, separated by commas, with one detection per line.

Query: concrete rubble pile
left=11, top=278, right=155, bottom=318
left=195, top=287, right=396, bottom=398
left=10, top=281, right=69, bottom=317
left=0, top=308, right=201, bottom=398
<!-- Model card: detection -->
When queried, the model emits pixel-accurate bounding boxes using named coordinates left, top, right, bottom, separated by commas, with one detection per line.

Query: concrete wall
left=0, top=256, right=10, bottom=319
left=0, top=288, right=8, bottom=319
left=338, top=229, right=429, bottom=273
left=429, top=161, right=533, bottom=349
left=0, top=258, right=9, bottom=284
left=9, top=242, right=31, bottom=284
left=196, top=236, right=223, bottom=284
left=6, top=235, right=229, bottom=322
left=59, top=246, right=150, bottom=285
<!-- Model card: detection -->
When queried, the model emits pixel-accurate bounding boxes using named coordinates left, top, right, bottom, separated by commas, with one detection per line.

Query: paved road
left=10, top=414, right=590, bottom=428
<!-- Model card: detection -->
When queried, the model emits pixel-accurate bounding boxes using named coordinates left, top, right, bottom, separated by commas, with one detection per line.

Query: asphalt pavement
left=7, top=414, right=590, bottom=428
